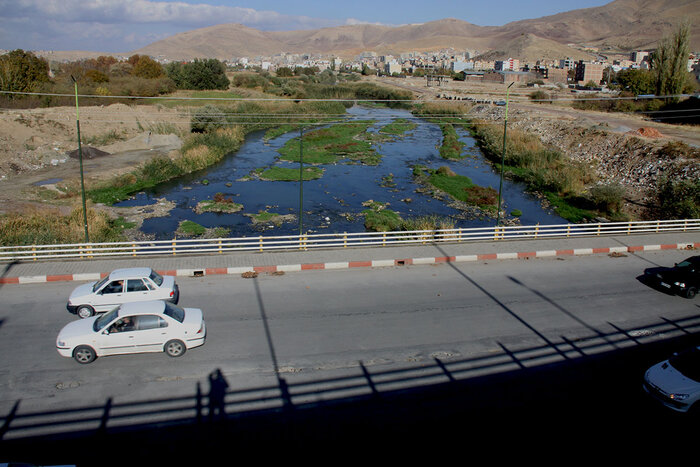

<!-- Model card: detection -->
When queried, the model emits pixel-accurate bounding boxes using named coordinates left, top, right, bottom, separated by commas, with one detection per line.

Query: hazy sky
left=0, top=0, right=611, bottom=53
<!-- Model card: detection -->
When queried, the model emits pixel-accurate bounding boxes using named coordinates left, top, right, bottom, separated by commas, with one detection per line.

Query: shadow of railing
left=2, top=312, right=700, bottom=462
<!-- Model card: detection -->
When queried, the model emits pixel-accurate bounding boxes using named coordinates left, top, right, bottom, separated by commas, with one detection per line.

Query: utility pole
left=71, top=76, right=89, bottom=243
left=496, top=82, right=514, bottom=227
left=298, top=125, right=304, bottom=236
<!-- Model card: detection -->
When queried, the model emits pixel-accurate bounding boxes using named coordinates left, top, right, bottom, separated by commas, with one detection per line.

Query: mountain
left=132, top=0, right=699, bottom=61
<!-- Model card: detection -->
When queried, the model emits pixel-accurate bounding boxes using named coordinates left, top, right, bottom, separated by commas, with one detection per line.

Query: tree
left=0, top=49, right=50, bottom=96
left=131, top=55, right=164, bottom=79
left=165, top=59, right=230, bottom=90
left=651, top=22, right=691, bottom=102
left=614, top=68, right=655, bottom=95
left=276, top=67, right=293, bottom=77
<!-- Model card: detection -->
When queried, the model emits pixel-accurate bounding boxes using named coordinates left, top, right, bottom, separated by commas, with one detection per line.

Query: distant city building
left=631, top=51, right=649, bottom=64
left=483, top=70, right=534, bottom=84
left=451, top=61, right=472, bottom=73
left=494, top=58, right=519, bottom=71
left=559, top=58, right=576, bottom=70
left=574, top=60, right=605, bottom=85
left=385, top=61, right=402, bottom=75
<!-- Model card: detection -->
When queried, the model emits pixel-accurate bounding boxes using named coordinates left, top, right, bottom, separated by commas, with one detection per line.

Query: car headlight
left=669, top=393, right=689, bottom=401
left=57, top=340, right=65, bottom=347
left=673, top=282, right=685, bottom=288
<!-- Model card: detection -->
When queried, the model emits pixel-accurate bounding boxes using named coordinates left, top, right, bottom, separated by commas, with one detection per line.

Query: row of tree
left=0, top=50, right=230, bottom=101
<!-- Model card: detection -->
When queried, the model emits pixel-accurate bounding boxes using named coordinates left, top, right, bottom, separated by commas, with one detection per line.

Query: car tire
left=686, top=287, right=697, bottom=299
left=73, top=345, right=96, bottom=364
left=164, top=339, right=186, bottom=358
left=76, top=305, right=95, bottom=319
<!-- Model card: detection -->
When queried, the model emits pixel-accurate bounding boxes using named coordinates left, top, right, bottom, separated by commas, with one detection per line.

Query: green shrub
left=650, top=177, right=700, bottom=219
left=588, top=183, right=626, bottom=213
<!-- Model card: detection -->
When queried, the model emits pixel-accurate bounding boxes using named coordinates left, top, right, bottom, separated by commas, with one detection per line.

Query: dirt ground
left=0, top=81, right=697, bottom=228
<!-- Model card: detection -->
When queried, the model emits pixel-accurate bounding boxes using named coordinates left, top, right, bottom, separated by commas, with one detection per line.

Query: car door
left=97, top=316, right=137, bottom=356
left=93, top=280, right=125, bottom=312
left=123, top=278, right=153, bottom=303
left=131, top=315, right=170, bottom=353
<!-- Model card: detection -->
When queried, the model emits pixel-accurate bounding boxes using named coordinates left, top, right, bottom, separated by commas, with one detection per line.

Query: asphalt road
left=1, top=249, right=699, bottom=461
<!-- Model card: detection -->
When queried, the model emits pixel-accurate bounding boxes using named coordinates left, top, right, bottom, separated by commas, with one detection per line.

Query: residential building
left=574, top=60, right=605, bottom=85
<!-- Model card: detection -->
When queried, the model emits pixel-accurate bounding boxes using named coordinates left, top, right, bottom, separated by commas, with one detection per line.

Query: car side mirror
left=102, top=329, right=110, bottom=335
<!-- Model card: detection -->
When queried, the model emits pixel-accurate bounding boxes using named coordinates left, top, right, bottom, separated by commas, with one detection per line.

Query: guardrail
left=0, top=219, right=698, bottom=262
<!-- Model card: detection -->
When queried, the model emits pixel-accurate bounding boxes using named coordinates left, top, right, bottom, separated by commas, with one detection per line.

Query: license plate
left=660, top=282, right=671, bottom=288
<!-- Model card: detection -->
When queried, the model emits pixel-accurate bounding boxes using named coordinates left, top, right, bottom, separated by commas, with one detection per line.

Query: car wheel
left=73, top=345, right=96, bottom=364
left=686, top=287, right=697, bottom=299
left=164, top=339, right=186, bottom=357
left=76, top=305, right=95, bottom=319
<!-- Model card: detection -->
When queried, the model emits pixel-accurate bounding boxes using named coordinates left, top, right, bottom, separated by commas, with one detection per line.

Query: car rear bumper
left=66, top=303, right=78, bottom=314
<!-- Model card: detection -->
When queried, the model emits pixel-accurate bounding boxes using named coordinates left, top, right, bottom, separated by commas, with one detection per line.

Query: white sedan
left=67, top=267, right=180, bottom=318
left=57, top=300, right=206, bottom=364
left=644, top=346, right=700, bottom=413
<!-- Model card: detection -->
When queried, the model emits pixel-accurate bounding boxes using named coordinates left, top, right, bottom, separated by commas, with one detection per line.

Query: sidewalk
left=1, top=232, right=698, bottom=284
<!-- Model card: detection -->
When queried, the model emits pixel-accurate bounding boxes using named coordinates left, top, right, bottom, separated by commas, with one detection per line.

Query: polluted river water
left=116, top=106, right=566, bottom=239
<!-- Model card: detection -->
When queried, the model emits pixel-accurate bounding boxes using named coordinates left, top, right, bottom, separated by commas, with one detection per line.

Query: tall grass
left=467, top=119, right=597, bottom=222
left=0, top=205, right=125, bottom=245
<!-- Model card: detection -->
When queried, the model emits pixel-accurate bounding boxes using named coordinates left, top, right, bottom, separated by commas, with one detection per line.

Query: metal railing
left=0, top=219, right=697, bottom=262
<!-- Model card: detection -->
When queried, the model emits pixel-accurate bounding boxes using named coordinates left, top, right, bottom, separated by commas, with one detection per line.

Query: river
left=116, top=106, right=566, bottom=239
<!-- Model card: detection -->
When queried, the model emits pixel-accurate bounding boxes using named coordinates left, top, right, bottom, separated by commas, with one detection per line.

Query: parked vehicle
left=644, top=345, right=700, bottom=413
left=644, top=255, right=699, bottom=299
left=67, top=267, right=179, bottom=318
left=56, top=300, right=206, bottom=364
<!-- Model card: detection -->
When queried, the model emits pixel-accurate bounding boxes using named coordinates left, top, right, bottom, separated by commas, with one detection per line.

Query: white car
left=67, top=267, right=179, bottom=318
left=56, top=300, right=206, bottom=364
left=643, top=346, right=700, bottom=413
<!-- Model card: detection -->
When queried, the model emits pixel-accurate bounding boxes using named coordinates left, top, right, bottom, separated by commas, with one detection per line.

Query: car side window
left=108, top=316, right=135, bottom=333
left=101, top=280, right=124, bottom=294
left=126, top=279, right=149, bottom=292
left=136, top=315, right=168, bottom=330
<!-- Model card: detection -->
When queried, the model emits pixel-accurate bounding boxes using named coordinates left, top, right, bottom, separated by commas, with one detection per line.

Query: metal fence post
left=172, top=238, right=177, bottom=255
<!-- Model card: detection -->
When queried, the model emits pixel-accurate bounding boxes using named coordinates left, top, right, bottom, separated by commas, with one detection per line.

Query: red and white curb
left=1, top=241, right=697, bottom=285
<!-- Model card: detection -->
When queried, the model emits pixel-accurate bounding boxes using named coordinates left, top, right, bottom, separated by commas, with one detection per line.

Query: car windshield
left=92, top=276, right=110, bottom=292
left=676, top=260, right=692, bottom=268
left=149, top=270, right=164, bottom=287
left=669, top=347, right=700, bottom=382
left=164, top=302, right=185, bottom=323
left=93, top=308, right=119, bottom=332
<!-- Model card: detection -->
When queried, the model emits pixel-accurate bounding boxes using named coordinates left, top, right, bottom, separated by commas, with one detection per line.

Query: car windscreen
left=669, top=347, right=700, bottom=382
left=149, top=270, right=164, bottom=287
left=93, top=308, right=119, bottom=332
left=92, top=276, right=110, bottom=292
left=164, top=302, right=185, bottom=323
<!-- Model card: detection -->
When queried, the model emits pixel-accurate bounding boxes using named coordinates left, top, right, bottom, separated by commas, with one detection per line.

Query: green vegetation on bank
left=278, top=120, right=380, bottom=165
left=196, top=192, right=243, bottom=213
left=255, top=166, right=324, bottom=181
left=87, top=126, right=246, bottom=204
left=414, top=165, right=498, bottom=211
left=379, top=118, right=417, bottom=136
left=0, top=206, right=127, bottom=246
left=466, top=119, right=599, bottom=222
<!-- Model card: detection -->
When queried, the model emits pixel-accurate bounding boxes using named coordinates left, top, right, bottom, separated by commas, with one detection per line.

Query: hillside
left=128, top=0, right=700, bottom=60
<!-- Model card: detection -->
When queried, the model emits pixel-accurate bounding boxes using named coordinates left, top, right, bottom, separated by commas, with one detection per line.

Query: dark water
left=116, top=106, right=566, bottom=239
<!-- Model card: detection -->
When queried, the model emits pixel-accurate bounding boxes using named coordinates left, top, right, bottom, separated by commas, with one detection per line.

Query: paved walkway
left=1, top=232, right=698, bottom=284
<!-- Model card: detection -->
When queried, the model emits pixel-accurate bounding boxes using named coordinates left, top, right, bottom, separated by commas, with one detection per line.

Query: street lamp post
left=71, top=76, right=89, bottom=243
left=496, top=82, right=514, bottom=227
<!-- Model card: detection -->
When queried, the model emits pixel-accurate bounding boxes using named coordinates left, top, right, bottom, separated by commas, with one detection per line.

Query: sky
left=0, top=0, right=612, bottom=53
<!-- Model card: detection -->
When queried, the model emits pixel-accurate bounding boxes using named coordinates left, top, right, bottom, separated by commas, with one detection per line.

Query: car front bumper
left=643, top=380, right=692, bottom=412
left=56, top=346, right=73, bottom=358
left=66, top=303, right=78, bottom=314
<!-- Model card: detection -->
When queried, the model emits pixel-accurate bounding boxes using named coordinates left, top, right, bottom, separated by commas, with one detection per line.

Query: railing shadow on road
left=2, top=312, right=700, bottom=464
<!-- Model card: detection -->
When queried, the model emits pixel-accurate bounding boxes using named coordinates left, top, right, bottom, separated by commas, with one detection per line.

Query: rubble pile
left=469, top=105, right=699, bottom=202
